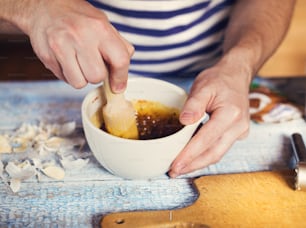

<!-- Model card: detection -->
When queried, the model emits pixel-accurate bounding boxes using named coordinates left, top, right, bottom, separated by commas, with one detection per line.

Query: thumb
left=180, top=93, right=209, bottom=125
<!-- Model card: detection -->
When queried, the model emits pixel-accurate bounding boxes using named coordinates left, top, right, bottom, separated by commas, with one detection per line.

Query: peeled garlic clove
left=44, top=137, right=65, bottom=152
left=60, top=157, right=89, bottom=170
left=42, top=166, right=65, bottom=180
left=58, top=122, right=76, bottom=136
left=0, top=135, right=12, bottom=153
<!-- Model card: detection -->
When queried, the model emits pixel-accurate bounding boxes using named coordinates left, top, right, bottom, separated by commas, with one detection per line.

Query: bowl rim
left=81, top=77, right=208, bottom=143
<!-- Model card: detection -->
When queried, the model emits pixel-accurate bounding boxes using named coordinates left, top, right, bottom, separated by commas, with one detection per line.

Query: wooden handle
left=102, top=77, right=139, bottom=139
left=103, top=77, right=124, bottom=103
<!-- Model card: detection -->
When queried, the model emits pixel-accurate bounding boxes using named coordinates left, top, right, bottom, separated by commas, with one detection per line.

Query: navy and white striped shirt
left=87, top=0, right=234, bottom=79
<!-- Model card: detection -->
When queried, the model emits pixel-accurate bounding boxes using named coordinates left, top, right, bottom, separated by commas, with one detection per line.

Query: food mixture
left=92, top=99, right=184, bottom=140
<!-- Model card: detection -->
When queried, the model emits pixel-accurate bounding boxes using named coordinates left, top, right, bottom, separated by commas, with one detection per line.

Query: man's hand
left=169, top=59, right=251, bottom=177
left=169, top=0, right=295, bottom=177
left=2, top=0, right=134, bottom=90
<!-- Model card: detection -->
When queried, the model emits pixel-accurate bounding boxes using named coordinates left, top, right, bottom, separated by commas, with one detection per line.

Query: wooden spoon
left=102, top=78, right=139, bottom=139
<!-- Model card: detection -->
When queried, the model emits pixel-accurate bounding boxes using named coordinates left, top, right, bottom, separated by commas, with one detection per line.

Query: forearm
left=221, top=0, right=296, bottom=81
left=0, top=0, right=37, bottom=34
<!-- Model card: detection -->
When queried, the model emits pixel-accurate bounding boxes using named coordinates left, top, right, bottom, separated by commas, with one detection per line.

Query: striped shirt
left=87, top=0, right=234, bottom=79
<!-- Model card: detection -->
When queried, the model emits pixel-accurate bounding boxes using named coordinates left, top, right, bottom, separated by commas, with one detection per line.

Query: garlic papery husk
left=60, top=155, right=89, bottom=170
left=1, top=120, right=89, bottom=193
left=31, top=158, right=43, bottom=181
left=0, top=160, right=4, bottom=179
left=43, top=121, right=76, bottom=137
left=9, top=178, right=21, bottom=193
left=5, top=160, right=36, bottom=180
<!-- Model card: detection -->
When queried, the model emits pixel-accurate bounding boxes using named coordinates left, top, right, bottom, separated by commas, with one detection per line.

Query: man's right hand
left=2, top=0, right=134, bottom=91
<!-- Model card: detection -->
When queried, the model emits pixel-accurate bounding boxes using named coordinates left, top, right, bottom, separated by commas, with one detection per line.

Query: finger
left=76, top=48, right=107, bottom=84
left=43, top=55, right=66, bottom=82
left=170, top=107, right=248, bottom=176
left=180, top=90, right=210, bottom=125
left=45, top=56, right=67, bottom=82
left=180, top=97, right=208, bottom=125
left=169, top=126, right=212, bottom=178
left=179, top=106, right=242, bottom=162
left=174, top=131, right=236, bottom=176
left=179, top=124, right=249, bottom=175
left=169, top=120, right=248, bottom=177
left=51, top=43, right=88, bottom=89
left=100, top=26, right=134, bottom=93
left=179, top=73, right=217, bottom=125
left=31, top=39, right=66, bottom=82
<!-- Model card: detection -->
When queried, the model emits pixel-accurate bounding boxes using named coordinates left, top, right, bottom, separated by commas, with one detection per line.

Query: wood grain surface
left=101, top=171, right=306, bottom=228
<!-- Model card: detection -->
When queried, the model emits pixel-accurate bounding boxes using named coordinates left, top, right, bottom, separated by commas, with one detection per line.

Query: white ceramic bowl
left=81, top=77, right=208, bottom=179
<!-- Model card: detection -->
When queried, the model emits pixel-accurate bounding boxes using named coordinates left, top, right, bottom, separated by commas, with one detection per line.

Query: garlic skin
left=0, top=121, right=90, bottom=193
left=4, top=160, right=37, bottom=193
left=60, top=156, right=89, bottom=170
left=0, top=160, right=4, bottom=179
left=5, top=160, right=36, bottom=180
left=9, top=178, right=21, bottom=193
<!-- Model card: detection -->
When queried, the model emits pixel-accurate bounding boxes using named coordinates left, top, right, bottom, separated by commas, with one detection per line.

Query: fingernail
left=173, top=163, right=186, bottom=174
left=114, top=82, right=126, bottom=93
left=180, top=111, right=194, bottom=123
left=168, top=170, right=178, bottom=178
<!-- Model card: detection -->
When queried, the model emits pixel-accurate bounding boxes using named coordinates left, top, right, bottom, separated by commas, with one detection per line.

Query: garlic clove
left=0, top=135, right=12, bottom=153
left=41, top=166, right=65, bottom=180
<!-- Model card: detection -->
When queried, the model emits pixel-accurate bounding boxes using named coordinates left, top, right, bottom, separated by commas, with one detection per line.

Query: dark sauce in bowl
left=100, top=100, right=184, bottom=140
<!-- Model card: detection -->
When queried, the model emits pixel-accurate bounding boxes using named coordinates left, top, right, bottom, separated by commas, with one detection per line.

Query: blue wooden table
left=0, top=78, right=305, bottom=227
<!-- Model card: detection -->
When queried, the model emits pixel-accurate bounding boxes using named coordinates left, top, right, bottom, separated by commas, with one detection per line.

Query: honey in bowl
left=91, top=100, right=184, bottom=140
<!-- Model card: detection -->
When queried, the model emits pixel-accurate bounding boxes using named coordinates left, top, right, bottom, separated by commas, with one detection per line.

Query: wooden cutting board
left=101, top=171, right=306, bottom=227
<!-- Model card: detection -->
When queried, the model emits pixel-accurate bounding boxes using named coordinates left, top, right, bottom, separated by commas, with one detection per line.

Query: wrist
left=217, top=46, right=259, bottom=85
